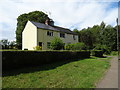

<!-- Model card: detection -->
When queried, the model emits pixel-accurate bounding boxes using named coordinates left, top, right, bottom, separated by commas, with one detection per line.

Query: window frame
left=47, top=31, right=53, bottom=36
left=73, top=35, right=76, bottom=40
left=60, top=33, right=65, bottom=38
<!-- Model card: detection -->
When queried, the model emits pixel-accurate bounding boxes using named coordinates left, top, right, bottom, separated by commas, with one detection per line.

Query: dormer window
left=47, top=31, right=53, bottom=36
left=60, top=33, right=65, bottom=38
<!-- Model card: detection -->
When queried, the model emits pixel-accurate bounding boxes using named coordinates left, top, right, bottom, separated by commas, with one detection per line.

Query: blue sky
left=0, top=0, right=119, bottom=41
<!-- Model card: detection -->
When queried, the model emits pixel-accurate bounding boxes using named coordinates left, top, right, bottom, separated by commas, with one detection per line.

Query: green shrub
left=50, top=37, right=64, bottom=50
left=65, top=42, right=86, bottom=50
left=93, top=44, right=110, bottom=54
left=64, top=44, right=74, bottom=50
left=73, top=42, right=86, bottom=50
left=2, top=50, right=90, bottom=70
left=110, top=51, right=118, bottom=56
left=33, top=46, right=42, bottom=50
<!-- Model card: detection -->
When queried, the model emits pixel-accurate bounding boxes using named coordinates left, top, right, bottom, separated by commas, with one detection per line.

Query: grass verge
left=2, top=56, right=111, bottom=88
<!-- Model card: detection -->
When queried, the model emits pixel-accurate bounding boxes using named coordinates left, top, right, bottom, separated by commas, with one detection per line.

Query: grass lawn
left=2, top=56, right=111, bottom=88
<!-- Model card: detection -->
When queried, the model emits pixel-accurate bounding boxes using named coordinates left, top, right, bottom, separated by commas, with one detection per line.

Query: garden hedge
left=2, top=50, right=90, bottom=70
left=91, top=50, right=103, bottom=57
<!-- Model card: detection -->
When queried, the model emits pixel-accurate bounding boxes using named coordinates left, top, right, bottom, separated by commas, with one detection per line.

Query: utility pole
left=116, top=18, right=119, bottom=57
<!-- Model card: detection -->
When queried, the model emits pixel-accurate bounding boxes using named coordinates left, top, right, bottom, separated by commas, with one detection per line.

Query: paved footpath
left=96, top=56, right=118, bottom=88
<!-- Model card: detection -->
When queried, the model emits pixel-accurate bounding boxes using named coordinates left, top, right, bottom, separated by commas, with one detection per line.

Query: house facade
left=22, top=20, right=78, bottom=50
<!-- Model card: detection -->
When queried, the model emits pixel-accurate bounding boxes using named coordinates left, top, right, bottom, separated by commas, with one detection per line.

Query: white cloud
left=0, top=0, right=118, bottom=40
left=104, top=8, right=118, bottom=26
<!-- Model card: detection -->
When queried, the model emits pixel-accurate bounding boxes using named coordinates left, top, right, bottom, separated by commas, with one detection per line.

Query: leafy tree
left=79, top=28, right=95, bottom=49
left=103, top=25, right=117, bottom=51
left=93, top=44, right=110, bottom=54
left=16, top=11, right=50, bottom=49
left=73, top=29, right=81, bottom=42
left=0, top=39, right=10, bottom=49
left=74, top=21, right=118, bottom=54
left=9, top=41, right=17, bottom=49
left=50, top=37, right=64, bottom=50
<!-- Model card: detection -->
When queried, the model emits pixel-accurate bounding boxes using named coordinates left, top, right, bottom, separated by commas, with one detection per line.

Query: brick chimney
left=45, top=19, right=54, bottom=26
left=45, top=19, right=49, bottom=25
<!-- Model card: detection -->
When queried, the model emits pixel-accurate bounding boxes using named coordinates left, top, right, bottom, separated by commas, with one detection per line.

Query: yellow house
left=22, top=20, right=78, bottom=50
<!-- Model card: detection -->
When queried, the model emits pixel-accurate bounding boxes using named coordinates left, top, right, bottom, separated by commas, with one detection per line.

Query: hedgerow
left=2, top=50, right=90, bottom=70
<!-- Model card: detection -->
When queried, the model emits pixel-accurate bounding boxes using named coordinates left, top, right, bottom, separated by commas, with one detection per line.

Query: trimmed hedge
left=91, top=50, right=103, bottom=57
left=2, top=50, right=90, bottom=70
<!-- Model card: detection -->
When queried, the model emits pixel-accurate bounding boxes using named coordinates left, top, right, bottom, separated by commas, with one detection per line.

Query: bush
left=91, top=50, right=103, bottom=57
left=2, top=50, right=90, bottom=70
left=73, top=42, right=86, bottom=50
left=110, top=51, right=118, bottom=56
left=50, top=37, right=64, bottom=50
left=93, top=44, right=111, bottom=54
left=64, top=44, right=74, bottom=50
left=65, top=42, right=86, bottom=50
left=33, top=46, right=42, bottom=50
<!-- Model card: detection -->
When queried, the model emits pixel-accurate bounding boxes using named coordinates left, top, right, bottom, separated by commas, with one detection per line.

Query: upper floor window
left=47, top=31, right=53, bottom=36
left=73, top=35, right=76, bottom=40
left=60, top=33, right=65, bottom=38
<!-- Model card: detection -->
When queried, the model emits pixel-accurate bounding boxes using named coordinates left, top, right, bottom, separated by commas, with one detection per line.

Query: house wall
left=22, top=21, right=37, bottom=50
left=37, top=29, right=78, bottom=50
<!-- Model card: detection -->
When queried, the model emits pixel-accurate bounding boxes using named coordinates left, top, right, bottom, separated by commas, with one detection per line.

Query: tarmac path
left=96, top=56, right=118, bottom=88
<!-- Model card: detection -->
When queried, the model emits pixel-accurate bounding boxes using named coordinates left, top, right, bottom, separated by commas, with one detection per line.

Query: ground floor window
left=47, top=42, right=51, bottom=48
left=73, top=35, right=76, bottom=40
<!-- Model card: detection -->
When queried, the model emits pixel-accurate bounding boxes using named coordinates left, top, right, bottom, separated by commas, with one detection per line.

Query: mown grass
left=2, top=56, right=111, bottom=88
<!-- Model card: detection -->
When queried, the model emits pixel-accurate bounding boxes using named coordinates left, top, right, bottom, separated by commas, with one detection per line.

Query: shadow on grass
left=97, top=56, right=107, bottom=58
left=3, top=57, right=89, bottom=77
left=3, top=56, right=108, bottom=77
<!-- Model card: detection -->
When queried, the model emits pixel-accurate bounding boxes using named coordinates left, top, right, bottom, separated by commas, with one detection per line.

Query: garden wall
left=2, top=50, right=90, bottom=70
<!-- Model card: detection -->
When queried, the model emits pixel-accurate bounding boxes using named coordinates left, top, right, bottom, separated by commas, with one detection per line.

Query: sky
left=0, top=0, right=119, bottom=41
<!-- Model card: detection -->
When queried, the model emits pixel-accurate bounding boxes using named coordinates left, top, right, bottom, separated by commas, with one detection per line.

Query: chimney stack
left=45, top=19, right=54, bottom=26
left=45, top=19, right=49, bottom=25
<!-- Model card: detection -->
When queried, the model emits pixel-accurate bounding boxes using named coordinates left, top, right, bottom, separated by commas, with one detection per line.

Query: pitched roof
left=30, top=21, right=77, bottom=35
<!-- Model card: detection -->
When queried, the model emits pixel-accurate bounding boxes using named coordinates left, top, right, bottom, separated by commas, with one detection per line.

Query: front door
left=39, top=42, right=42, bottom=47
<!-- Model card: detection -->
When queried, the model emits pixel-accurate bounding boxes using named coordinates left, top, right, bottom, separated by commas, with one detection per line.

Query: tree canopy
left=73, top=21, right=119, bottom=54
left=16, top=11, right=51, bottom=49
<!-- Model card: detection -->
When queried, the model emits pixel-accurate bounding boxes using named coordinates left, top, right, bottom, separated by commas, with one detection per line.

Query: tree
left=73, top=29, right=81, bottom=42
left=74, top=21, right=117, bottom=54
left=79, top=27, right=95, bottom=49
left=0, top=39, right=10, bottom=49
left=50, top=37, right=64, bottom=50
left=16, top=11, right=51, bottom=49
left=9, top=41, right=16, bottom=49
left=103, top=25, right=117, bottom=51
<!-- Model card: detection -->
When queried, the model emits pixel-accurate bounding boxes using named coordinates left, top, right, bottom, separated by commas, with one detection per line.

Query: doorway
left=39, top=42, right=42, bottom=47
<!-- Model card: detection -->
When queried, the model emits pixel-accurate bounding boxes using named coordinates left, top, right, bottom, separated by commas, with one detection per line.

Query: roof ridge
left=29, top=20, right=77, bottom=35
